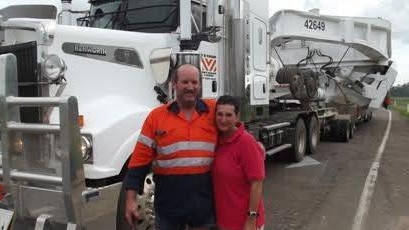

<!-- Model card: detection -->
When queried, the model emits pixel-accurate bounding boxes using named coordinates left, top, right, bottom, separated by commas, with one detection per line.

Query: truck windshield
left=78, top=0, right=179, bottom=33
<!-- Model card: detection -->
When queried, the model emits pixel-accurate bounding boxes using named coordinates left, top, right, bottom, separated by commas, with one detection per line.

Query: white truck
left=0, top=0, right=396, bottom=229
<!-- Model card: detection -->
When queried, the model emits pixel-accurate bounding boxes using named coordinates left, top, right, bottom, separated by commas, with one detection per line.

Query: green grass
left=391, top=97, right=409, bottom=119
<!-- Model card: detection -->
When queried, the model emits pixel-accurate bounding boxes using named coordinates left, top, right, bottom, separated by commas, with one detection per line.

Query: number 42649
left=304, top=19, right=326, bottom=31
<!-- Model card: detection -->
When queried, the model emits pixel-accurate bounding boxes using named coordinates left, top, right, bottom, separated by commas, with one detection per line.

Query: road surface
left=264, top=109, right=409, bottom=230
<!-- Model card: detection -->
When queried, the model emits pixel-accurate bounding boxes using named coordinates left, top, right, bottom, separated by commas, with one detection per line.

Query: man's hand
left=125, top=190, right=140, bottom=228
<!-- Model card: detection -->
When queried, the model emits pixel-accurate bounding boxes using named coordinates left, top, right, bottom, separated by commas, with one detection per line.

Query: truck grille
left=0, top=41, right=41, bottom=123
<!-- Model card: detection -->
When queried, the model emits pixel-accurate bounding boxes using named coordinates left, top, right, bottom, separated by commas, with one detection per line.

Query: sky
left=0, top=0, right=406, bottom=85
left=269, top=0, right=409, bottom=86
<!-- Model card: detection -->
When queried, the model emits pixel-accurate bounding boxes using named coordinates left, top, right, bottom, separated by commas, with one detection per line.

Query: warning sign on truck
left=201, top=55, right=217, bottom=79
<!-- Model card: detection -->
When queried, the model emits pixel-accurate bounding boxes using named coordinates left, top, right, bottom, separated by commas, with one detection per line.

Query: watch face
left=248, top=211, right=259, bottom=217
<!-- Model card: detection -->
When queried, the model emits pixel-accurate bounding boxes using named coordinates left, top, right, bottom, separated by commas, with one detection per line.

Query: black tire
left=329, top=119, right=350, bottom=142
left=329, top=120, right=339, bottom=140
left=291, top=118, right=307, bottom=162
left=339, top=120, right=350, bottom=142
left=289, top=71, right=308, bottom=101
left=276, top=67, right=309, bottom=102
left=276, top=67, right=296, bottom=84
left=349, top=121, right=355, bottom=139
left=307, top=115, right=320, bottom=155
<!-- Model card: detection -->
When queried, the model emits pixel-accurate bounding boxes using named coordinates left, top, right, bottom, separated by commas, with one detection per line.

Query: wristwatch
left=247, top=211, right=259, bottom=218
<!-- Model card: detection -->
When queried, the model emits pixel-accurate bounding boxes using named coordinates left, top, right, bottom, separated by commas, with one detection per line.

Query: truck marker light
left=78, top=115, right=84, bottom=128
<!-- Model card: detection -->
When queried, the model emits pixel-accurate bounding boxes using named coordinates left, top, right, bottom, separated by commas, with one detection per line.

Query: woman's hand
left=243, top=217, right=257, bottom=230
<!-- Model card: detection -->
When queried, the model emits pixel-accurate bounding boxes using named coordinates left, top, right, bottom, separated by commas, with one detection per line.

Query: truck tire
left=276, top=67, right=296, bottom=84
left=307, top=115, right=320, bottom=155
left=291, top=118, right=307, bottom=162
left=116, top=175, right=155, bottom=230
left=330, top=119, right=350, bottom=142
left=339, top=120, right=350, bottom=142
left=329, top=119, right=350, bottom=142
left=349, top=121, right=355, bottom=139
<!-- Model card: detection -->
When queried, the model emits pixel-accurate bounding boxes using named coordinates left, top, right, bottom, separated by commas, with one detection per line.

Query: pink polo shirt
left=212, top=123, right=265, bottom=230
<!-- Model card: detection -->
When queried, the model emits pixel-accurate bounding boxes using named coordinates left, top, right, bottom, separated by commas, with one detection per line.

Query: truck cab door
left=249, top=15, right=269, bottom=105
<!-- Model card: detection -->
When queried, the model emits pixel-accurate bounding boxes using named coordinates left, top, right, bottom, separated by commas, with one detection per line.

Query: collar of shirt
left=167, top=98, right=209, bottom=115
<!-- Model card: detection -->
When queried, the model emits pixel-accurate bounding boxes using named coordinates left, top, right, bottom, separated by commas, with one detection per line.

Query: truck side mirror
left=149, top=48, right=172, bottom=84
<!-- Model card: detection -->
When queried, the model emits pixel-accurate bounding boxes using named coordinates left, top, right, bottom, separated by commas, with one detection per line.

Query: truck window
left=78, top=0, right=205, bottom=33
left=79, top=0, right=178, bottom=33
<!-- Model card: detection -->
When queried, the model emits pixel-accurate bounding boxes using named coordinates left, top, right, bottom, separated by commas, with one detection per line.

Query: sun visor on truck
left=0, top=5, right=57, bottom=21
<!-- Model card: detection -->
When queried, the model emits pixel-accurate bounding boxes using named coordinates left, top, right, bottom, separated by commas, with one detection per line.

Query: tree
left=390, top=83, right=409, bottom=97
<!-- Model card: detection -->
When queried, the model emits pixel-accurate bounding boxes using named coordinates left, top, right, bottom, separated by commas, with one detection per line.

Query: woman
left=212, top=95, right=265, bottom=230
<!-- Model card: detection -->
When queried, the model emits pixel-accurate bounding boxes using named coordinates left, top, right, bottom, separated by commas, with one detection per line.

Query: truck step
left=266, top=144, right=292, bottom=156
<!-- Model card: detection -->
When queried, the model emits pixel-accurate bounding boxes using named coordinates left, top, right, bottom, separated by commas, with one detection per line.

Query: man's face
left=173, top=65, right=201, bottom=107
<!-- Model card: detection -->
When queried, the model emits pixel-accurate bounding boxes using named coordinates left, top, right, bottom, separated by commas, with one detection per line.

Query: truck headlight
left=80, top=135, right=93, bottom=161
left=43, top=54, right=67, bottom=82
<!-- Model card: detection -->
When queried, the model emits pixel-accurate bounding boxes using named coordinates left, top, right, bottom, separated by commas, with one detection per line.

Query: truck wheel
left=307, top=115, right=320, bottom=155
left=291, top=118, right=307, bottom=162
left=349, top=121, right=355, bottom=139
left=338, top=120, right=350, bottom=142
left=276, top=67, right=296, bottom=84
left=116, top=174, right=155, bottom=230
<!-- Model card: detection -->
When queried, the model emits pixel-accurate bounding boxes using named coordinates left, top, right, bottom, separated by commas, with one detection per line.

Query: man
left=124, top=64, right=217, bottom=230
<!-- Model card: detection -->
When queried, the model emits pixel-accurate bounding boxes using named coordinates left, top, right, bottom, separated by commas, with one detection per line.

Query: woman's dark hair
left=216, top=95, right=240, bottom=114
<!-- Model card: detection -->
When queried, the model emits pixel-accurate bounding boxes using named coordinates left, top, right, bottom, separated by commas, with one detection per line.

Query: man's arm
left=123, top=112, right=156, bottom=227
left=125, top=189, right=139, bottom=227
left=124, top=165, right=151, bottom=227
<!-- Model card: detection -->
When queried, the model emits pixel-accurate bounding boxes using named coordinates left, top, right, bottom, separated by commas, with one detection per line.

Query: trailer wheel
left=307, top=115, right=320, bottom=155
left=349, top=121, right=355, bottom=139
left=338, top=120, right=350, bottom=142
left=116, top=174, right=155, bottom=230
left=291, top=118, right=307, bottom=162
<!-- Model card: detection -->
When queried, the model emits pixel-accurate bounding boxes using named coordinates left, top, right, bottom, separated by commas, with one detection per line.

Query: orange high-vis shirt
left=128, top=99, right=217, bottom=175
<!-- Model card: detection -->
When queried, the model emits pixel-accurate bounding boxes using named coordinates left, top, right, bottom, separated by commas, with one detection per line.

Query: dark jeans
left=155, top=210, right=215, bottom=230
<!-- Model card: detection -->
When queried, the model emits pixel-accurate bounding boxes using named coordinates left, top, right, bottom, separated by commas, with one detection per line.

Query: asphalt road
left=263, top=109, right=409, bottom=230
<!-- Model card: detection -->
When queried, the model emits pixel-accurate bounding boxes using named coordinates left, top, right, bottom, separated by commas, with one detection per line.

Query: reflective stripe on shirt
left=155, top=157, right=213, bottom=168
left=138, top=134, right=155, bottom=148
left=157, top=141, right=215, bottom=155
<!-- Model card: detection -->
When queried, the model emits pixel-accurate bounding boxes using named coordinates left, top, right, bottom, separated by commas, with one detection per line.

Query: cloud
left=361, top=0, right=409, bottom=44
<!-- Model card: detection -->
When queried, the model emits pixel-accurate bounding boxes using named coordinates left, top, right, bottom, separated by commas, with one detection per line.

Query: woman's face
left=216, top=104, right=239, bottom=135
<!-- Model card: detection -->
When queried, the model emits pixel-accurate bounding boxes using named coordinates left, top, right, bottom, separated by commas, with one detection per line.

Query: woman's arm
left=248, top=180, right=263, bottom=212
left=244, top=180, right=263, bottom=230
